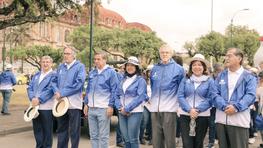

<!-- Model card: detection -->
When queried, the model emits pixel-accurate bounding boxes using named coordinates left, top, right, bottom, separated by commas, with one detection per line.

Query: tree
left=70, top=25, right=163, bottom=67
left=10, top=45, right=63, bottom=70
left=225, top=25, right=260, bottom=65
left=196, top=31, right=225, bottom=62
left=0, top=0, right=80, bottom=30
left=183, top=41, right=196, bottom=57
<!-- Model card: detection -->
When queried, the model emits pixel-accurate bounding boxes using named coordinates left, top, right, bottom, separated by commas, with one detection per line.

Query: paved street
left=0, top=129, right=262, bottom=148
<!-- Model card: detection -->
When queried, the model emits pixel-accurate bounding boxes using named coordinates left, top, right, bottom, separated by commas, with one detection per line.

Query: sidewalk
left=0, top=105, right=32, bottom=136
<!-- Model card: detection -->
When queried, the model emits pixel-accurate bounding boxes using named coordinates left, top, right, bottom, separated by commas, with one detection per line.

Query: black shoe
left=116, top=143, right=124, bottom=147
left=140, top=139, right=146, bottom=145
left=148, top=140, right=152, bottom=145
left=2, top=112, right=11, bottom=115
left=260, top=144, right=263, bottom=148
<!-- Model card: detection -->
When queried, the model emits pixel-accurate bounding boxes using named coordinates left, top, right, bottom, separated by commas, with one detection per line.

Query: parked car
left=15, top=74, right=29, bottom=85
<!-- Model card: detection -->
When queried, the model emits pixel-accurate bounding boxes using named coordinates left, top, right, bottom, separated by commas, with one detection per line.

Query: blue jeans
left=114, top=108, right=123, bottom=144
left=1, top=89, right=12, bottom=113
left=88, top=108, right=111, bottom=148
left=119, top=112, right=142, bottom=148
left=32, top=110, right=53, bottom=148
left=139, top=107, right=152, bottom=140
left=57, top=109, right=81, bottom=148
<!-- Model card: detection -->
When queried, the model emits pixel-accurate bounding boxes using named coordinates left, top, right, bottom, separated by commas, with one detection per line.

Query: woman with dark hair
left=177, top=54, right=214, bottom=148
left=115, top=56, right=148, bottom=148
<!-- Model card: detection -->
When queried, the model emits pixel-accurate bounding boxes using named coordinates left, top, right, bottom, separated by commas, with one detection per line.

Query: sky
left=97, top=0, right=263, bottom=51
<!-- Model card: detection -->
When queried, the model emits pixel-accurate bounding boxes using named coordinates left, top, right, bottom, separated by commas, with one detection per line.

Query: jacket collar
left=158, top=59, right=175, bottom=66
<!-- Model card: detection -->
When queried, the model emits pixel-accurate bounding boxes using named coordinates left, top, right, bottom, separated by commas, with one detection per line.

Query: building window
left=64, top=30, right=70, bottom=43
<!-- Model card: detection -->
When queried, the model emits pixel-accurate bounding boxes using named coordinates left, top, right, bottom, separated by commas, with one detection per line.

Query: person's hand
left=107, top=106, right=114, bottom=117
left=120, top=108, right=130, bottom=116
left=83, top=105, right=88, bottom=117
left=31, top=98, right=40, bottom=107
left=54, top=92, right=61, bottom=100
left=189, top=108, right=199, bottom=119
left=224, top=105, right=236, bottom=115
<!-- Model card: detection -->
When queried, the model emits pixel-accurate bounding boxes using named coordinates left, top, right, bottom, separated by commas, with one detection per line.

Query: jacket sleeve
left=196, top=78, right=214, bottom=112
left=59, top=65, right=86, bottom=97
left=38, top=75, right=55, bottom=104
left=233, top=75, right=257, bottom=112
left=211, top=75, right=227, bottom=111
left=114, top=85, right=122, bottom=109
left=177, top=78, right=192, bottom=113
left=108, top=70, right=119, bottom=107
left=27, top=74, right=36, bottom=101
left=124, top=78, right=147, bottom=113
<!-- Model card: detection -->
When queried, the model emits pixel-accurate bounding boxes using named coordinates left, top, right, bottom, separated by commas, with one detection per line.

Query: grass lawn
left=0, top=85, right=30, bottom=106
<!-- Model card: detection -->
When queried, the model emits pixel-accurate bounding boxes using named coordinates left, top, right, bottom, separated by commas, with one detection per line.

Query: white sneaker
left=175, top=138, right=180, bottom=144
left=248, top=138, right=255, bottom=144
left=254, top=132, right=258, bottom=137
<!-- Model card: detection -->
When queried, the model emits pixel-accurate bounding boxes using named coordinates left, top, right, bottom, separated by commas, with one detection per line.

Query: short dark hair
left=228, top=48, right=243, bottom=65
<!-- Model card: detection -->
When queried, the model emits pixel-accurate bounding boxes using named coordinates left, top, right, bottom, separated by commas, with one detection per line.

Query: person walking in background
left=212, top=48, right=257, bottom=148
left=177, top=54, right=214, bottom=148
left=27, top=56, right=55, bottom=148
left=115, top=56, right=148, bottom=148
left=149, top=44, right=184, bottom=148
left=53, top=46, right=86, bottom=148
left=83, top=51, right=119, bottom=148
left=0, top=63, right=16, bottom=115
left=139, top=66, right=153, bottom=145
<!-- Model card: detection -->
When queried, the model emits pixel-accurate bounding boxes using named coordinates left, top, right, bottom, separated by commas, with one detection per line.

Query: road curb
left=0, top=126, right=32, bottom=136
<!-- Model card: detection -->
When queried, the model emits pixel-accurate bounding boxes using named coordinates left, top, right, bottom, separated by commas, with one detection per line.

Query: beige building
left=0, top=2, right=152, bottom=72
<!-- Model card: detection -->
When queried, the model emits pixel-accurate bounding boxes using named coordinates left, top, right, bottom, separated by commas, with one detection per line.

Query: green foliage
left=70, top=25, right=163, bottom=67
left=187, top=25, right=260, bottom=65
left=10, top=45, right=63, bottom=70
left=196, top=31, right=225, bottom=62
left=225, top=25, right=260, bottom=65
left=0, top=0, right=80, bottom=30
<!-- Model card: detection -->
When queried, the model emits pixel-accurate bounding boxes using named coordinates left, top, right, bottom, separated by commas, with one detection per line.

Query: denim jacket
left=84, top=66, right=119, bottom=108
left=115, top=75, right=148, bottom=113
left=149, top=59, right=184, bottom=112
left=212, top=69, right=257, bottom=128
left=27, top=71, right=56, bottom=110
left=0, top=70, right=16, bottom=90
left=53, top=60, right=86, bottom=110
left=177, top=76, right=213, bottom=116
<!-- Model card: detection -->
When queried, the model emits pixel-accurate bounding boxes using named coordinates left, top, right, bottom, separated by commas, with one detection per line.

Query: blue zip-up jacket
left=0, top=70, right=16, bottom=90
left=115, top=75, right=148, bottom=113
left=177, top=76, right=213, bottom=116
left=53, top=60, right=86, bottom=110
left=27, top=71, right=56, bottom=109
left=84, top=66, right=118, bottom=108
left=149, top=59, right=184, bottom=112
left=212, top=69, right=257, bottom=128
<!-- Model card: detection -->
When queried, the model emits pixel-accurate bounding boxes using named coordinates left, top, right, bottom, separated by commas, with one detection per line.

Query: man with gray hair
left=53, top=46, right=86, bottom=148
left=149, top=44, right=184, bottom=148
left=212, top=48, right=257, bottom=148
left=27, top=55, right=55, bottom=148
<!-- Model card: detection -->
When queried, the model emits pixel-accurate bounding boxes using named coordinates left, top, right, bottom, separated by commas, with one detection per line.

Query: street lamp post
left=87, top=0, right=94, bottom=71
left=230, top=8, right=249, bottom=46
